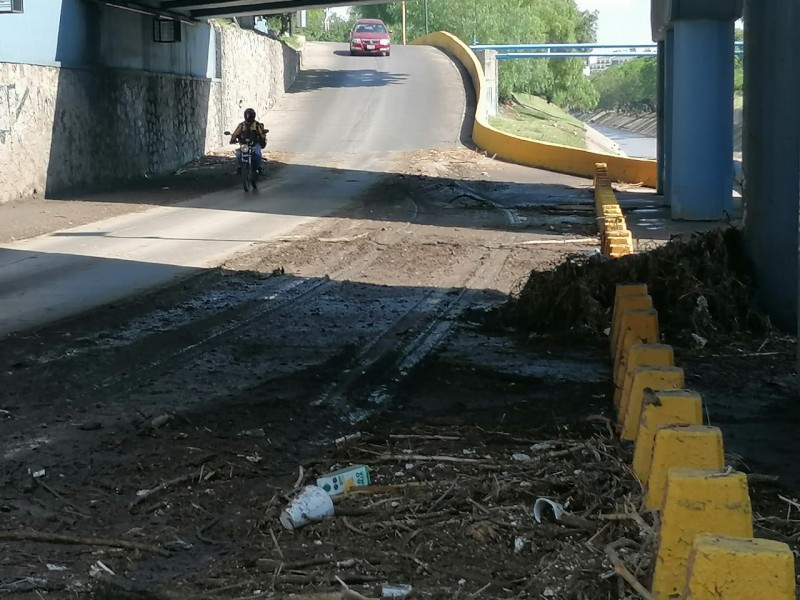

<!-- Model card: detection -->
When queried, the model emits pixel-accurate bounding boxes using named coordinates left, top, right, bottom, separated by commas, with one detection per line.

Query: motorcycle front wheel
left=242, top=161, right=252, bottom=192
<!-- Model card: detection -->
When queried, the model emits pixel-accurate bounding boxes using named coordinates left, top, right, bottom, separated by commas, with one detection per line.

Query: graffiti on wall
left=0, top=84, right=29, bottom=144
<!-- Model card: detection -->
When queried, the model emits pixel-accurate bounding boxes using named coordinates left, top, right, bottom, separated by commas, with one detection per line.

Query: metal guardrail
left=471, top=42, right=744, bottom=51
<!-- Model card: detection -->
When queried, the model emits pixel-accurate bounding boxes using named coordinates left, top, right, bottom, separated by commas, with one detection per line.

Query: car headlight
left=351, top=38, right=361, bottom=43
left=380, top=38, right=390, bottom=44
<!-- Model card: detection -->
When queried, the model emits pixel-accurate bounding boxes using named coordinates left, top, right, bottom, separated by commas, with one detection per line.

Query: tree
left=302, top=8, right=355, bottom=42
left=267, top=12, right=293, bottom=35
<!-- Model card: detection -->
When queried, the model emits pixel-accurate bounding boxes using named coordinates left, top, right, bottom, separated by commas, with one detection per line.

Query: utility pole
left=401, top=1, right=407, bottom=45
left=424, top=0, right=429, bottom=35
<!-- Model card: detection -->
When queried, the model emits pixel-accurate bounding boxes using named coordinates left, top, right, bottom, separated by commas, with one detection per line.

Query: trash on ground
left=381, top=583, right=413, bottom=598
left=317, top=465, right=371, bottom=496
left=150, top=414, right=171, bottom=429
left=532, top=498, right=565, bottom=523
left=691, top=333, right=708, bottom=348
left=280, top=485, right=335, bottom=530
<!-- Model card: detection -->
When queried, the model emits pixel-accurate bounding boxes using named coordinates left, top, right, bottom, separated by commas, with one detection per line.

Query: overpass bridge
left=0, top=0, right=798, bottom=332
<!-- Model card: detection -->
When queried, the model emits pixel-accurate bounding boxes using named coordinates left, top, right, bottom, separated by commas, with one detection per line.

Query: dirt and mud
left=1, top=148, right=798, bottom=598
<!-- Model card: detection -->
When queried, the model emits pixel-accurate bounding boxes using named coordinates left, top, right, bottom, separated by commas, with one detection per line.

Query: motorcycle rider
left=229, top=108, right=267, bottom=175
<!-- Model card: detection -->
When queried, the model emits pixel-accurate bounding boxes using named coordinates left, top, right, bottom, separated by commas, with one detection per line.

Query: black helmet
left=244, top=108, right=256, bottom=123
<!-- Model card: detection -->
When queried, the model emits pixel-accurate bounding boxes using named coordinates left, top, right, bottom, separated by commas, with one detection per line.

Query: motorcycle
left=224, top=129, right=269, bottom=193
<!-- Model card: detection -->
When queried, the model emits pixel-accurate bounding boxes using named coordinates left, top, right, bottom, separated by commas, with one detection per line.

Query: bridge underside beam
left=155, top=0, right=385, bottom=18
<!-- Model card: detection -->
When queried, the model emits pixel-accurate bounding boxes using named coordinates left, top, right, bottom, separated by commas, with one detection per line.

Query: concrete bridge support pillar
left=669, top=19, right=735, bottom=220
left=663, top=30, right=675, bottom=205
left=474, top=49, right=498, bottom=120
left=742, top=0, right=800, bottom=332
left=656, top=40, right=665, bottom=196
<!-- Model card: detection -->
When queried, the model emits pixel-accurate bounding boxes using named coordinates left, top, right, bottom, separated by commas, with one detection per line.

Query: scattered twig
left=604, top=539, right=655, bottom=600
left=196, top=516, right=221, bottom=545
left=129, top=471, right=202, bottom=511
left=596, top=511, right=653, bottom=534
left=293, top=466, right=305, bottom=488
left=89, top=567, right=181, bottom=599
left=341, top=517, right=376, bottom=538
left=35, top=478, right=92, bottom=518
left=747, top=473, right=780, bottom=484
left=0, top=578, right=65, bottom=594
left=270, top=528, right=285, bottom=560
left=388, top=433, right=461, bottom=441
left=468, top=582, right=493, bottom=597
left=0, top=529, right=169, bottom=556
left=334, top=575, right=377, bottom=600
left=359, top=453, right=483, bottom=464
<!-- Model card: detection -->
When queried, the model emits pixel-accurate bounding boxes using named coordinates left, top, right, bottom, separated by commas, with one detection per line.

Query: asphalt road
left=0, top=42, right=468, bottom=337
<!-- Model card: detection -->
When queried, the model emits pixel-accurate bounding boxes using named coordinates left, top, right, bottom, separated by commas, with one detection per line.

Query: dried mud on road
left=1, top=149, right=798, bottom=599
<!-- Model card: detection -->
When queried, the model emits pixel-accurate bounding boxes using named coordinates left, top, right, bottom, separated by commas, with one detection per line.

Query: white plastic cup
left=279, top=485, right=335, bottom=530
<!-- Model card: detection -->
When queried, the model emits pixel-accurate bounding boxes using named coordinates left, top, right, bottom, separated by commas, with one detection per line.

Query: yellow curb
left=619, top=366, right=685, bottom=440
left=652, top=469, right=753, bottom=600
left=613, top=343, right=674, bottom=409
left=645, top=425, right=724, bottom=510
left=611, top=284, right=649, bottom=340
left=684, top=534, right=796, bottom=600
left=632, top=390, right=703, bottom=483
left=610, top=295, right=653, bottom=364
left=612, top=308, right=660, bottom=375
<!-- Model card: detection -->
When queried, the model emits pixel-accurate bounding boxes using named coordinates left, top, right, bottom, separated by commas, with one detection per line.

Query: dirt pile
left=510, top=227, right=769, bottom=341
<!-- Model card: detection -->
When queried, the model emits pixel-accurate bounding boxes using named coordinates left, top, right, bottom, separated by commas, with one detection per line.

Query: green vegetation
left=300, top=9, right=355, bottom=42
left=489, top=94, right=587, bottom=148
left=593, top=26, right=744, bottom=113
left=283, top=34, right=305, bottom=51
left=591, top=57, right=658, bottom=112
left=355, top=1, right=599, bottom=110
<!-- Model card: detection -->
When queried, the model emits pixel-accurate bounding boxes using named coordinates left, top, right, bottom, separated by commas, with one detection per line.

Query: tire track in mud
left=1, top=175, right=517, bottom=463
left=315, top=248, right=511, bottom=424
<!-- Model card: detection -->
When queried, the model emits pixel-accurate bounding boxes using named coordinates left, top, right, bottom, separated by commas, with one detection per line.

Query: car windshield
left=355, top=24, right=387, bottom=34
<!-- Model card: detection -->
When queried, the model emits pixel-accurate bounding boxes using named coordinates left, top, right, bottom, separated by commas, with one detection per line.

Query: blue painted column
left=670, top=19, right=735, bottom=220
left=742, top=0, right=800, bottom=332
left=656, top=40, right=665, bottom=196
left=663, top=30, right=674, bottom=207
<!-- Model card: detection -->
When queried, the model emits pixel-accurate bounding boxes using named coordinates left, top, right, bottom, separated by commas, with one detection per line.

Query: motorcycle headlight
left=352, top=38, right=361, bottom=43
left=380, top=38, right=390, bottom=44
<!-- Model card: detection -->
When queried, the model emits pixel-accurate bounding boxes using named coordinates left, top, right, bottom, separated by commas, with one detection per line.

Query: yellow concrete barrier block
left=619, top=366, right=684, bottom=439
left=602, top=223, right=626, bottom=240
left=608, top=246, right=633, bottom=258
left=645, top=425, right=723, bottom=510
left=603, top=231, right=633, bottom=255
left=632, top=390, right=702, bottom=483
left=613, top=343, right=674, bottom=409
left=684, top=534, right=796, bottom=600
left=612, top=308, right=659, bottom=371
left=610, top=295, right=653, bottom=363
left=605, top=240, right=633, bottom=257
left=652, top=469, right=753, bottom=600
left=611, top=284, right=648, bottom=332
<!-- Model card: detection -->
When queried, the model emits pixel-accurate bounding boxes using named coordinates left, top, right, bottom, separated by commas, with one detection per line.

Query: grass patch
left=283, top=34, right=306, bottom=51
left=488, top=94, right=587, bottom=149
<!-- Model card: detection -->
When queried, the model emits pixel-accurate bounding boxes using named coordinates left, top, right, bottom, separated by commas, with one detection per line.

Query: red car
left=349, top=19, right=391, bottom=57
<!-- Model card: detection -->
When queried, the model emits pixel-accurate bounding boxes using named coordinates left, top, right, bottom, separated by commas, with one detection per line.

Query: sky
left=575, top=0, right=652, bottom=45
left=331, top=2, right=654, bottom=46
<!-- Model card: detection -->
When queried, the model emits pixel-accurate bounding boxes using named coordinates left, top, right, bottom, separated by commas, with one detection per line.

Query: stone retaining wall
left=0, top=24, right=300, bottom=202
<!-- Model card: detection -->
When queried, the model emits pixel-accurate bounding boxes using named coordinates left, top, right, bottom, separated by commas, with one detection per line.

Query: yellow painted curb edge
left=411, top=32, right=657, bottom=187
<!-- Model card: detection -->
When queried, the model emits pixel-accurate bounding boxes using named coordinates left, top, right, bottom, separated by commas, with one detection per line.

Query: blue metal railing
left=472, top=42, right=744, bottom=60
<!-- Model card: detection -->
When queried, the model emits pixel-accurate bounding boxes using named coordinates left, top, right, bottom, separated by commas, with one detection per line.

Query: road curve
left=0, top=42, right=468, bottom=337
